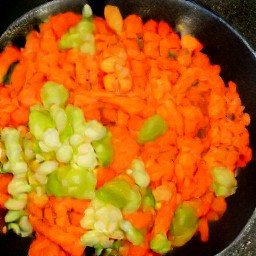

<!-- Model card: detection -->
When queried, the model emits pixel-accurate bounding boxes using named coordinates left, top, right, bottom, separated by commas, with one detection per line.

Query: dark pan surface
left=0, top=0, right=256, bottom=255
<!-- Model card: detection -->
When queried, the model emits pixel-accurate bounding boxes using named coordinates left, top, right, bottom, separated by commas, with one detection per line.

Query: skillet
left=0, top=0, right=256, bottom=255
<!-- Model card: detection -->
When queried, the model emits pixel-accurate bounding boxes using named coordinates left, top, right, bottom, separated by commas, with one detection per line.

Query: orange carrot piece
left=152, top=196, right=177, bottom=236
left=124, top=14, right=143, bottom=38
left=29, top=216, right=85, bottom=256
left=198, top=218, right=209, bottom=242
left=0, top=174, right=13, bottom=194
left=11, top=106, right=29, bottom=126
left=124, top=211, right=154, bottom=230
left=96, top=167, right=116, bottom=189
left=0, top=46, right=21, bottom=83
left=0, top=194, right=10, bottom=209
left=29, top=235, right=67, bottom=256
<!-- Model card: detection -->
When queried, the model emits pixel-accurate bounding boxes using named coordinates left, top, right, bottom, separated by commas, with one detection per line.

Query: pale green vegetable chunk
left=10, top=161, right=28, bottom=175
left=142, top=188, right=156, bottom=211
left=66, top=105, right=86, bottom=134
left=170, top=202, right=199, bottom=247
left=59, top=4, right=95, bottom=54
left=80, top=199, right=124, bottom=248
left=74, top=143, right=98, bottom=170
left=29, top=109, right=55, bottom=140
left=92, top=130, right=114, bottom=167
left=36, top=160, right=58, bottom=175
left=82, top=4, right=93, bottom=18
left=50, top=105, right=68, bottom=133
left=4, top=195, right=27, bottom=211
left=137, top=114, right=168, bottom=144
left=211, top=167, right=237, bottom=197
left=1, top=128, right=22, bottom=162
left=120, top=220, right=144, bottom=245
left=46, top=165, right=96, bottom=200
left=19, top=215, right=33, bottom=234
left=81, top=230, right=114, bottom=248
left=56, top=144, right=73, bottom=163
left=7, top=177, right=31, bottom=195
left=4, top=210, right=24, bottom=223
left=84, top=120, right=107, bottom=141
left=40, top=81, right=69, bottom=108
left=95, top=177, right=141, bottom=213
left=150, top=233, right=172, bottom=254
left=128, top=159, right=150, bottom=188
left=59, top=33, right=82, bottom=49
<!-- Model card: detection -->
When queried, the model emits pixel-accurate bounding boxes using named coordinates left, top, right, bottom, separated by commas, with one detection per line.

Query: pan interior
left=0, top=0, right=256, bottom=255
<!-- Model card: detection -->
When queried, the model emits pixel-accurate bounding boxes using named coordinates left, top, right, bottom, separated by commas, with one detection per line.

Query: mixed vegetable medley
left=0, top=4, right=252, bottom=256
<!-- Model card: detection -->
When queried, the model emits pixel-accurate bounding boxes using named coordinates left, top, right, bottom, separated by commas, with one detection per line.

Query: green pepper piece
left=137, top=114, right=168, bottom=144
left=170, top=202, right=198, bottom=247
left=92, top=129, right=114, bottom=167
left=29, top=109, right=55, bottom=140
left=40, top=81, right=69, bottom=108
left=150, top=233, right=172, bottom=254
left=211, top=167, right=237, bottom=197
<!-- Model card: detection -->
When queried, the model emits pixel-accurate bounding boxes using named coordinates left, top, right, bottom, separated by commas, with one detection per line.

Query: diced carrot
left=124, top=211, right=154, bottom=230
left=198, top=218, right=209, bottom=242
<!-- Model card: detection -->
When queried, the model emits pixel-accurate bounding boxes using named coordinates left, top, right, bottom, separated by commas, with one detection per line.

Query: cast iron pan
left=0, top=0, right=256, bottom=255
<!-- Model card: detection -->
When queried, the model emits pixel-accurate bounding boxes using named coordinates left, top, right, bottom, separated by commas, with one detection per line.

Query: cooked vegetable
left=59, top=4, right=95, bottom=54
left=211, top=167, right=237, bottom=197
left=127, top=158, right=150, bottom=188
left=47, top=165, right=96, bottom=199
left=142, top=188, right=156, bottom=211
left=150, top=233, right=172, bottom=254
left=120, top=220, right=144, bottom=245
left=92, top=130, right=114, bottom=167
left=137, top=114, right=168, bottom=144
left=80, top=199, right=124, bottom=248
left=0, top=2, right=252, bottom=256
left=96, top=177, right=141, bottom=213
left=40, top=81, right=69, bottom=108
left=170, top=202, right=199, bottom=247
